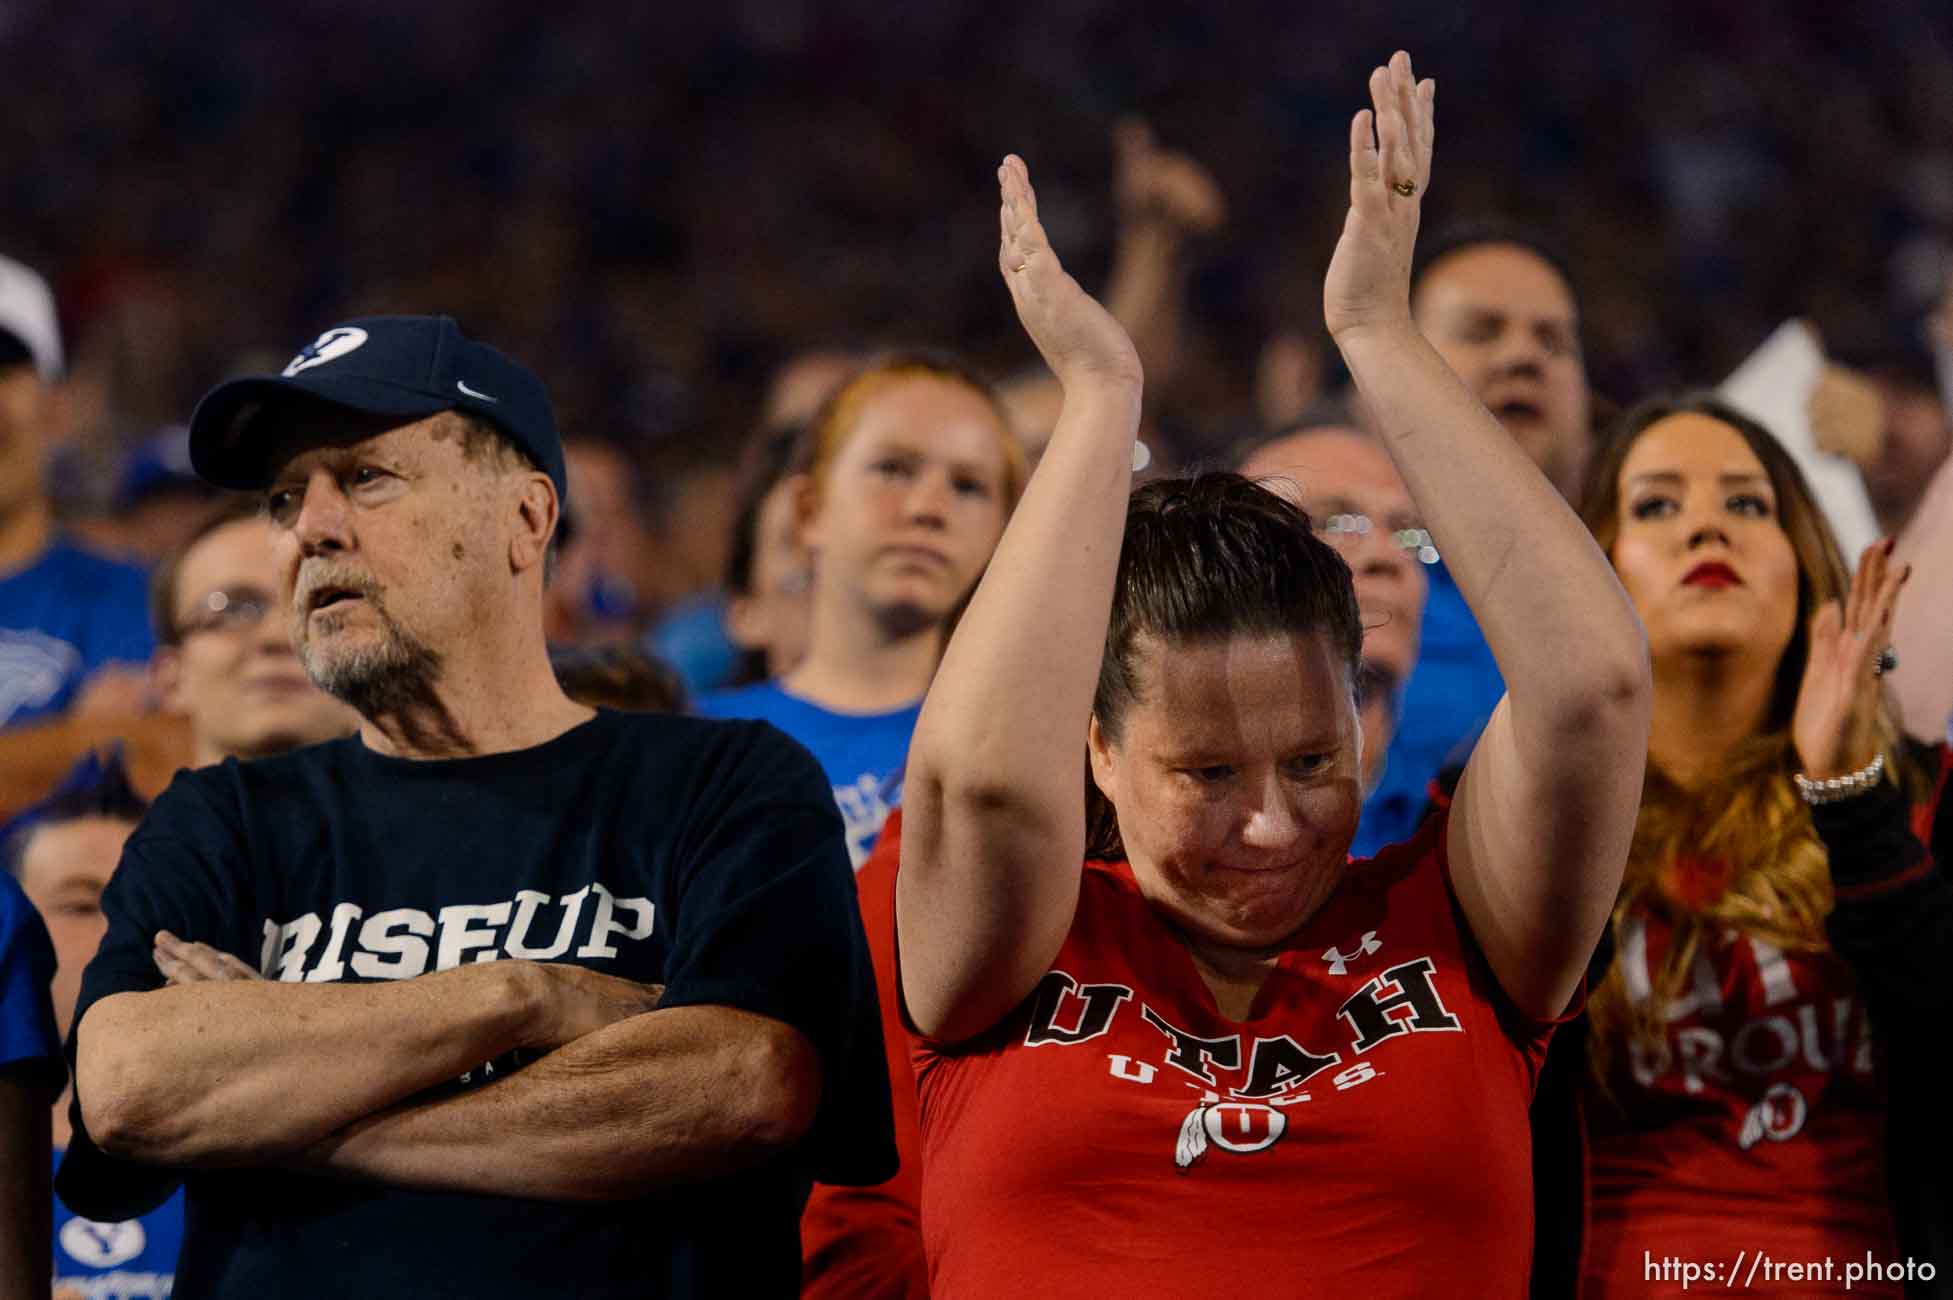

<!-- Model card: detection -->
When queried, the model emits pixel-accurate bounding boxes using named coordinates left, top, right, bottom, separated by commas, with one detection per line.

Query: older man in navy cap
left=59, top=317, right=895, bottom=1298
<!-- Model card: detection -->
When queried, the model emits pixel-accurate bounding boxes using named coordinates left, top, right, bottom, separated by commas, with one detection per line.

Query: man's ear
left=151, top=648, right=185, bottom=716
left=511, top=473, right=557, bottom=575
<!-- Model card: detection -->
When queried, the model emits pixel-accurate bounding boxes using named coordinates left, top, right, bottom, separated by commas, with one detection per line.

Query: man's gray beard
left=300, top=605, right=445, bottom=723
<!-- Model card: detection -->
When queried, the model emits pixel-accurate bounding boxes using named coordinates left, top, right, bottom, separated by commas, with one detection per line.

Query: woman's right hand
left=997, top=155, right=1143, bottom=395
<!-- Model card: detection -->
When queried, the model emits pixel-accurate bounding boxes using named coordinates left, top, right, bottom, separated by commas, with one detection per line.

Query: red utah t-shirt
left=1582, top=907, right=1899, bottom=1298
left=906, top=811, right=1570, bottom=1299
left=799, top=811, right=929, bottom=1300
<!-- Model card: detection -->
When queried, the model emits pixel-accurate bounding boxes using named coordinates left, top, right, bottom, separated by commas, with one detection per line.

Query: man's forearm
left=299, top=1004, right=821, bottom=1202
left=77, top=962, right=536, bottom=1166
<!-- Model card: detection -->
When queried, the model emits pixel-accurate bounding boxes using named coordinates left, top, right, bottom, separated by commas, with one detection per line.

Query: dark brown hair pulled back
left=1085, top=473, right=1364, bottom=859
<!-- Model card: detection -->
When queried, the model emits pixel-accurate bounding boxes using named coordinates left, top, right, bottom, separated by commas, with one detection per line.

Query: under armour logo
left=1321, top=931, right=1381, bottom=975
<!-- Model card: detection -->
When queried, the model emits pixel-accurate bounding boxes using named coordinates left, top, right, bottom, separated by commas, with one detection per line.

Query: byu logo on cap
left=282, top=326, right=370, bottom=377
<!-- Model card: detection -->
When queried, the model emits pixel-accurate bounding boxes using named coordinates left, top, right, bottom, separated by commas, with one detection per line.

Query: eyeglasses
left=176, top=587, right=277, bottom=639
left=1315, top=513, right=1440, bottom=565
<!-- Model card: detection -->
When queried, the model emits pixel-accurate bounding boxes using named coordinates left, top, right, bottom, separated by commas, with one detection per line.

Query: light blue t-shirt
left=644, top=590, right=740, bottom=699
left=0, top=540, right=153, bottom=728
left=1354, top=561, right=1503, bottom=858
left=53, top=1148, right=184, bottom=1299
left=693, top=681, right=920, bottom=869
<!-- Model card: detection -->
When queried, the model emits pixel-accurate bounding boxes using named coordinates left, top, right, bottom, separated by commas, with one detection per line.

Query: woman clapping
left=895, top=52, right=1650, bottom=1297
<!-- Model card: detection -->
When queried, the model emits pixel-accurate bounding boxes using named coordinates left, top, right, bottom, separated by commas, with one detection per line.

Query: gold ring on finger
left=1391, top=179, right=1418, bottom=198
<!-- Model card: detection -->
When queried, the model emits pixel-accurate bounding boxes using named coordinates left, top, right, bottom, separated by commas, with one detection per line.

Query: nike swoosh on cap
left=456, top=379, right=499, bottom=402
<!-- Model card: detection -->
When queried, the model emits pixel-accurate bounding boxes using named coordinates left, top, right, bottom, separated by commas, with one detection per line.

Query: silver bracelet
left=1793, top=752, right=1885, bottom=805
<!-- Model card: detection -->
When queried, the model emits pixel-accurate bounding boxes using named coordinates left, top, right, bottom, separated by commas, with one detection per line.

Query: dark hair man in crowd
left=1359, top=225, right=1591, bottom=851
left=150, top=496, right=359, bottom=766
left=0, top=255, right=153, bottom=729
left=6, top=753, right=181, bottom=1298
left=58, top=316, right=895, bottom=1298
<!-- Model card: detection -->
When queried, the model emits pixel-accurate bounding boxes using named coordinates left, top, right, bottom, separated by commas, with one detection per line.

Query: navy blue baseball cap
left=188, top=315, right=566, bottom=500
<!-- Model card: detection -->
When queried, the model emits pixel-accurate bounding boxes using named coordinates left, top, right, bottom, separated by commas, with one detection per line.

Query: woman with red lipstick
left=898, top=54, right=1653, bottom=1297
left=1562, top=394, right=1941, bottom=1297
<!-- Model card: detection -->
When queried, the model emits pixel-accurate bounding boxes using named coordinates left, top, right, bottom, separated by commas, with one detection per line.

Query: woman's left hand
left=1323, top=50, right=1434, bottom=344
left=1792, top=537, right=1911, bottom=780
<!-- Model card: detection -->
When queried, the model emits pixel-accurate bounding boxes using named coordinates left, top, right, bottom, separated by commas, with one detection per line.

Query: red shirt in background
left=799, top=811, right=929, bottom=1299
left=906, top=811, right=1567, bottom=1300
left=1582, top=909, right=1899, bottom=1298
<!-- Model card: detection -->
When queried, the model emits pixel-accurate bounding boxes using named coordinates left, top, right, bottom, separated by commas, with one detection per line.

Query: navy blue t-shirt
left=0, top=540, right=153, bottom=728
left=59, top=709, right=896, bottom=1299
left=693, top=682, right=919, bottom=869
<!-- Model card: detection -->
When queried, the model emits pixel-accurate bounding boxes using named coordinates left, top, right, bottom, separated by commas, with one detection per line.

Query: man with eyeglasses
left=150, top=498, right=359, bottom=767
left=1240, top=422, right=1434, bottom=855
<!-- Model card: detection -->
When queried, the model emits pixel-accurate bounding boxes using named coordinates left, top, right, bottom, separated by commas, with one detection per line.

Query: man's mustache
left=292, top=565, right=383, bottom=616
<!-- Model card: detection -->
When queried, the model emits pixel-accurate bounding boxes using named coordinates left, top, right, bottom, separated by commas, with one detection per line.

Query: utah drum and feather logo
left=1174, top=1101, right=1288, bottom=1170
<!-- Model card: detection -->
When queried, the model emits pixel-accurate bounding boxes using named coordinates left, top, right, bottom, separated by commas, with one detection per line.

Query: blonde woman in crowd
left=695, top=352, right=1024, bottom=868
left=695, top=350, right=1025, bottom=1299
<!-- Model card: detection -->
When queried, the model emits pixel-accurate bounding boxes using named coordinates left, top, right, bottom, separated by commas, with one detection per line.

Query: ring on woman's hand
left=1874, top=646, right=1899, bottom=676
left=1390, top=178, right=1418, bottom=197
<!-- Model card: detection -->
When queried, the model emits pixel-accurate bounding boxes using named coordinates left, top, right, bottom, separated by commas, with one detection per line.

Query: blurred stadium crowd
left=9, top=0, right=1953, bottom=500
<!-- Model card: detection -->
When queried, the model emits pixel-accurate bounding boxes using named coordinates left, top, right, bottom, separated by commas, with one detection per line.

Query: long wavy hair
left=1577, top=394, right=1903, bottom=1095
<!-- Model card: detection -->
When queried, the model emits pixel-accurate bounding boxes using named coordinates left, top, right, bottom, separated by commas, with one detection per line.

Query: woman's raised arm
left=1325, top=53, right=1651, bottom=1021
left=897, top=158, right=1143, bottom=1043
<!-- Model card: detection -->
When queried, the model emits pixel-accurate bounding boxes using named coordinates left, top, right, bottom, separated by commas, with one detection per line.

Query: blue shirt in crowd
left=53, top=1149, right=184, bottom=1299
left=693, top=681, right=920, bottom=869
left=0, top=869, right=59, bottom=1078
left=0, top=540, right=153, bottom=728
left=6, top=837, right=183, bottom=1297
left=645, top=590, right=740, bottom=700
left=1354, top=561, right=1505, bottom=858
